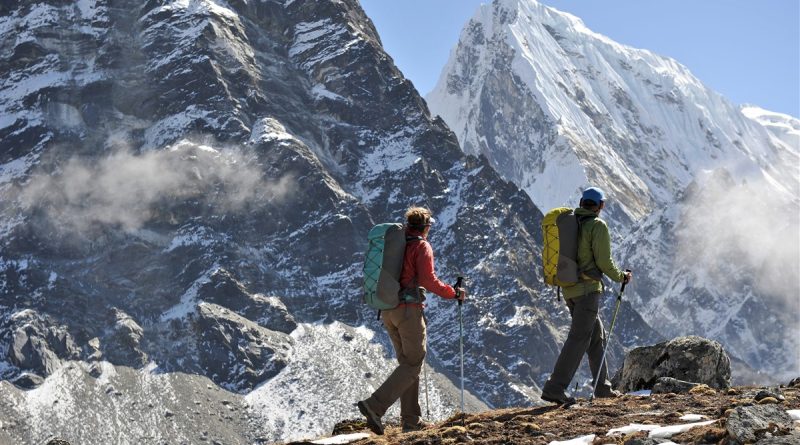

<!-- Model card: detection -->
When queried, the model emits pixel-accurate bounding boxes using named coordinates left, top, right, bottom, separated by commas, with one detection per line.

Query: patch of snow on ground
left=679, top=413, right=707, bottom=421
left=788, top=409, right=800, bottom=421
left=607, top=423, right=661, bottom=436
left=548, top=434, right=595, bottom=445
left=648, top=420, right=716, bottom=439
left=627, top=390, right=652, bottom=396
left=311, top=433, right=370, bottom=444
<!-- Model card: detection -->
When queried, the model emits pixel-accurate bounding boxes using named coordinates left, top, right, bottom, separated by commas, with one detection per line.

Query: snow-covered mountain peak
left=429, top=0, right=797, bottom=227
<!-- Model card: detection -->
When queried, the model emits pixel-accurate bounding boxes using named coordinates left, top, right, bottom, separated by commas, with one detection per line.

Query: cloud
left=676, top=169, right=800, bottom=311
left=19, top=140, right=294, bottom=233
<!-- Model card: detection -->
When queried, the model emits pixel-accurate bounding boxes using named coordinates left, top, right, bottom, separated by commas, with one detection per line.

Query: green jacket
left=562, top=208, right=625, bottom=299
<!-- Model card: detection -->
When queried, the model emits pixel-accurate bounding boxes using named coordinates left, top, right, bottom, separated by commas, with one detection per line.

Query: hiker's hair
left=406, top=207, right=432, bottom=231
left=580, top=199, right=600, bottom=210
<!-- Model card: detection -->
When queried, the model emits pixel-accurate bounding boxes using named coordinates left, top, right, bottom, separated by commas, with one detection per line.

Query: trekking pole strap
left=454, top=276, right=463, bottom=305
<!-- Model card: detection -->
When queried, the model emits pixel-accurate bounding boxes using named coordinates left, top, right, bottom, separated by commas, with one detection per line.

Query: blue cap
left=582, top=187, right=605, bottom=203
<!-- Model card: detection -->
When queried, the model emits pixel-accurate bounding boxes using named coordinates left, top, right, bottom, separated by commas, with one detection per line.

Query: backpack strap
left=400, top=236, right=425, bottom=304
left=575, top=214, right=603, bottom=281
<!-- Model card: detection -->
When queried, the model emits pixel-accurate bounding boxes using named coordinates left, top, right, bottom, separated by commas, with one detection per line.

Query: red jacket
left=400, top=229, right=456, bottom=300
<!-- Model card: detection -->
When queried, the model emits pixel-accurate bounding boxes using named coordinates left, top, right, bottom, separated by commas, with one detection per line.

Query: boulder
left=725, top=405, right=794, bottom=444
left=614, top=336, right=731, bottom=392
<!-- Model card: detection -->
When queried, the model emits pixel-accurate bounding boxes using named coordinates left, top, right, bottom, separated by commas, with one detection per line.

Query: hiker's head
left=580, top=187, right=605, bottom=213
left=406, top=207, right=433, bottom=234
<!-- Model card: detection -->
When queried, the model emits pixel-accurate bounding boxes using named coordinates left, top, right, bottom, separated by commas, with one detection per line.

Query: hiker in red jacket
left=358, top=207, right=467, bottom=435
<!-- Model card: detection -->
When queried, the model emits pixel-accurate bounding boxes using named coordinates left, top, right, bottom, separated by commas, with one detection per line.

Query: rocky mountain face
left=426, top=0, right=799, bottom=379
left=0, top=0, right=660, bottom=443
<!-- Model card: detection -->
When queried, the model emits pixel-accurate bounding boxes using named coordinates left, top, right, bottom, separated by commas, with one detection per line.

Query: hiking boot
left=357, top=400, right=384, bottom=435
left=402, top=420, right=431, bottom=433
left=595, top=388, right=622, bottom=398
left=541, top=391, right=576, bottom=406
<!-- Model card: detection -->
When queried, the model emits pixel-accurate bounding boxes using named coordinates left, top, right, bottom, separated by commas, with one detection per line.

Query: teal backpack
left=363, top=223, right=422, bottom=311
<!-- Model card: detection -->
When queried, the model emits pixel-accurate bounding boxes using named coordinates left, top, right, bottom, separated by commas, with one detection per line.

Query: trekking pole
left=455, top=276, right=465, bottom=424
left=590, top=269, right=631, bottom=404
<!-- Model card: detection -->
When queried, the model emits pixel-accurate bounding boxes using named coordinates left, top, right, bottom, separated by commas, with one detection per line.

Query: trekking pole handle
left=620, top=269, right=632, bottom=294
left=455, top=276, right=464, bottom=305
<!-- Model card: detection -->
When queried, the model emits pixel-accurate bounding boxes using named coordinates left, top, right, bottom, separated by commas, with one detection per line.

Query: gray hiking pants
left=543, top=291, right=613, bottom=396
left=366, top=305, right=426, bottom=424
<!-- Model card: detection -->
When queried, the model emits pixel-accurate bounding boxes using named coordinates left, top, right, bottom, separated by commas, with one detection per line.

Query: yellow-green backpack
left=542, top=207, right=595, bottom=288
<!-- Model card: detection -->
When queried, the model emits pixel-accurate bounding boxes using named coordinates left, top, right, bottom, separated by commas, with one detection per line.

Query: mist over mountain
left=426, top=0, right=799, bottom=380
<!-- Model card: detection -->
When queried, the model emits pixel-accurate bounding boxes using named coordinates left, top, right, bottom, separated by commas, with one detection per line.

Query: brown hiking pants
left=366, top=305, right=426, bottom=424
left=543, top=291, right=613, bottom=396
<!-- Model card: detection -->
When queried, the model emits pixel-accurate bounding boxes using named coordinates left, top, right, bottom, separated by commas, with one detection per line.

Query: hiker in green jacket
left=541, top=187, right=632, bottom=405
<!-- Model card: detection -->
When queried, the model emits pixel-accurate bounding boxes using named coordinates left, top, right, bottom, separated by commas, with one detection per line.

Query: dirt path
left=294, top=386, right=799, bottom=445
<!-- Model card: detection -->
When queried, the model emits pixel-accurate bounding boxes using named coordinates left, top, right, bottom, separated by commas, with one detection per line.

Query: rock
left=102, top=308, right=148, bottom=368
left=11, top=372, right=44, bottom=389
left=614, top=336, right=731, bottom=392
left=196, top=269, right=298, bottom=334
left=787, top=377, right=800, bottom=388
left=725, top=404, right=794, bottom=444
left=755, top=388, right=785, bottom=402
left=86, top=337, right=102, bottom=361
left=195, top=303, right=293, bottom=392
left=45, top=439, right=71, bottom=445
left=87, top=363, right=102, bottom=378
left=756, top=397, right=779, bottom=405
left=652, top=377, right=701, bottom=394
left=2, top=310, right=80, bottom=377
left=755, top=432, right=800, bottom=444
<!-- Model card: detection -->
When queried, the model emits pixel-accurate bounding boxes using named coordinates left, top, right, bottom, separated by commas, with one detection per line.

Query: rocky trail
left=287, top=384, right=800, bottom=445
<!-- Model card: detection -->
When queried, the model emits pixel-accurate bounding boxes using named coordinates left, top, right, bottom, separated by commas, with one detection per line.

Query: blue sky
left=359, top=0, right=800, bottom=117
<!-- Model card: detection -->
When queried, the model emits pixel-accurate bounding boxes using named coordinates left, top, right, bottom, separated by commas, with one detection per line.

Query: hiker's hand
left=623, top=270, right=632, bottom=284
left=455, top=288, right=467, bottom=301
